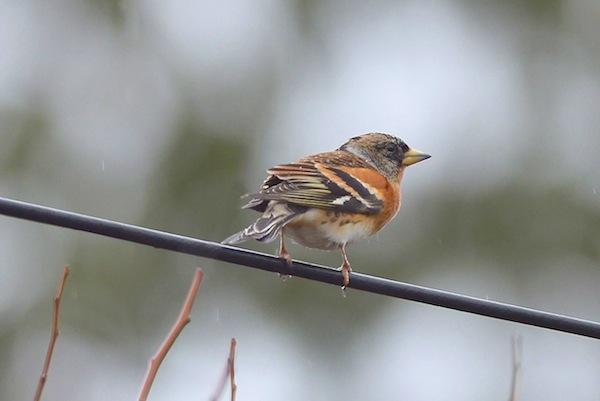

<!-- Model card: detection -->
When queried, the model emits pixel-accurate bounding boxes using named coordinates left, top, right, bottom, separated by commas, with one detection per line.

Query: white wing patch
left=332, top=195, right=352, bottom=205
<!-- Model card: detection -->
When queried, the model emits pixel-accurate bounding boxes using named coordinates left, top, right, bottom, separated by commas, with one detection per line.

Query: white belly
left=283, top=209, right=373, bottom=250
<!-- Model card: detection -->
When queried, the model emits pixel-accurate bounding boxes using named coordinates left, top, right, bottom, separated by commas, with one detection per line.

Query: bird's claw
left=278, top=249, right=294, bottom=283
left=279, top=250, right=293, bottom=268
left=338, top=261, right=351, bottom=290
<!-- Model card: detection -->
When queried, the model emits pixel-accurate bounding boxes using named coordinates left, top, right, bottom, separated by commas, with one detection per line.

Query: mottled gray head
left=339, top=133, right=430, bottom=178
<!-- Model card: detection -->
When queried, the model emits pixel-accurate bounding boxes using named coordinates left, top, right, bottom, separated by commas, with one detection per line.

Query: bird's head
left=339, top=132, right=431, bottom=178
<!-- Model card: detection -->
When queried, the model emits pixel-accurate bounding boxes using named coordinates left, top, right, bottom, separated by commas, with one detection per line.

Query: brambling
left=223, top=133, right=430, bottom=287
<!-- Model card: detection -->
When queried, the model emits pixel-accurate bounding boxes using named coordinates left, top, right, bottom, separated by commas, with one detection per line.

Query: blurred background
left=1, top=1, right=600, bottom=400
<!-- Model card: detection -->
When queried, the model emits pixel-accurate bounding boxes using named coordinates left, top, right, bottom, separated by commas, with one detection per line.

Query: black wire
left=1, top=196, right=599, bottom=339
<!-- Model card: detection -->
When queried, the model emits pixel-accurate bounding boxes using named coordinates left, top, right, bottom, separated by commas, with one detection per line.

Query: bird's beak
left=402, top=148, right=431, bottom=166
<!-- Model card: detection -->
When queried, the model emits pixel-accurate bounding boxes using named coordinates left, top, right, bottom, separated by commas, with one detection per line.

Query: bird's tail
left=222, top=202, right=299, bottom=245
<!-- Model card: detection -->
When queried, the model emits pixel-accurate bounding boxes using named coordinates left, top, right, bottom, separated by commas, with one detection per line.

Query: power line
left=1, top=196, right=599, bottom=339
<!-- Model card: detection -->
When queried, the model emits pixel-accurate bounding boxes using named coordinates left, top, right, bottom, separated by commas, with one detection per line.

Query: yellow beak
left=402, top=148, right=431, bottom=166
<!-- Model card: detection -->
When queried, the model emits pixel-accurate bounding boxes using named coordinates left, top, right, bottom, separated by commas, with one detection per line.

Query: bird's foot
left=278, top=248, right=293, bottom=268
left=278, top=273, right=292, bottom=282
left=277, top=247, right=293, bottom=282
left=338, top=261, right=352, bottom=290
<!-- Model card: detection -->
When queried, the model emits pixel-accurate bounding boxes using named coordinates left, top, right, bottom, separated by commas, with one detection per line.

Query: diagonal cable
left=1, top=196, right=599, bottom=339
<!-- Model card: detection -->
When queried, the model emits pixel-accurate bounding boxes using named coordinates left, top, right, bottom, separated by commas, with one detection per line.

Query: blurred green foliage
left=1, top=0, right=600, bottom=399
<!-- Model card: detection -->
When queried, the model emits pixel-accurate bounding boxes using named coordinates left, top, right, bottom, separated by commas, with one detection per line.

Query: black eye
left=385, top=144, right=396, bottom=153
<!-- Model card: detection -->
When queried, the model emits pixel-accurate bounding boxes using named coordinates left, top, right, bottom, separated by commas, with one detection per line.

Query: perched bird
left=223, top=133, right=430, bottom=287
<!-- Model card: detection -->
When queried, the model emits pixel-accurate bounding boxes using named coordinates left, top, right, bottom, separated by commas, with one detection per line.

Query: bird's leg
left=339, top=243, right=351, bottom=288
left=278, top=232, right=293, bottom=267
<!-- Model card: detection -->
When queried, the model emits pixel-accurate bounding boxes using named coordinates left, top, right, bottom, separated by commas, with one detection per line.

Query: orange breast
left=374, top=179, right=401, bottom=233
left=342, top=167, right=403, bottom=234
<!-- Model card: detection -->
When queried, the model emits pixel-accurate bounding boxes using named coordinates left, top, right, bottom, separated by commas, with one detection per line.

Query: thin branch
left=1, top=196, right=600, bottom=339
left=33, top=266, right=70, bottom=401
left=138, top=268, right=204, bottom=401
left=228, top=338, right=237, bottom=401
left=508, top=335, right=522, bottom=401
left=210, top=338, right=238, bottom=401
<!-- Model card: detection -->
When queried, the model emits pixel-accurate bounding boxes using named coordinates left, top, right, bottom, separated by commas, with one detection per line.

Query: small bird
left=223, top=133, right=430, bottom=287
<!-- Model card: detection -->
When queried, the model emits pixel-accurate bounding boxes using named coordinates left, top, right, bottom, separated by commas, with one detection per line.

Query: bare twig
left=138, top=268, right=204, bottom=401
left=33, top=266, right=70, bottom=401
left=228, top=338, right=237, bottom=401
left=509, top=335, right=522, bottom=401
left=210, top=338, right=238, bottom=401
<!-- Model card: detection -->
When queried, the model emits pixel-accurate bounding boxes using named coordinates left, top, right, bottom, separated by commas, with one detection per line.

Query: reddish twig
left=138, top=268, right=204, bottom=401
left=33, top=266, right=70, bottom=401
left=509, top=335, right=522, bottom=401
left=210, top=338, right=238, bottom=401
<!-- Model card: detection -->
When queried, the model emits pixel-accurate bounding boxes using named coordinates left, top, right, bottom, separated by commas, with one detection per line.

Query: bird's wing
left=243, top=151, right=384, bottom=215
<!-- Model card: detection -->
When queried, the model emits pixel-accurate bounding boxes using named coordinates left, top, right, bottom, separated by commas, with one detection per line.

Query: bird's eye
left=385, top=144, right=396, bottom=153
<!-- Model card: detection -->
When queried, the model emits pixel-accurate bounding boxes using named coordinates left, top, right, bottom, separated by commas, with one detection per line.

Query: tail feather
left=222, top=203, right=299, bottom=245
